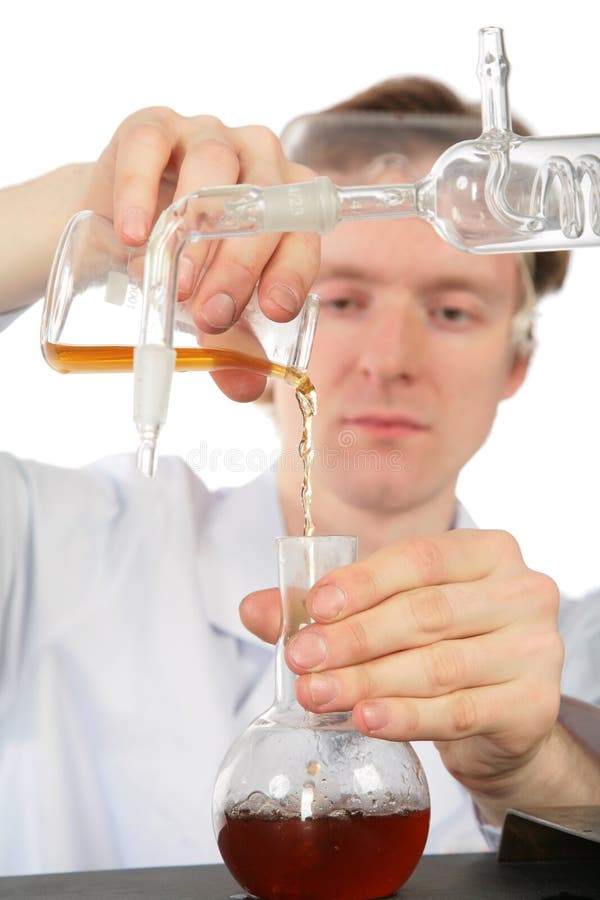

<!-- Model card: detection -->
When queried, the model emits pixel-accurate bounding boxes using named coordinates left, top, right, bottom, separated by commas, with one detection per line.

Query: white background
left=1, top=0, right=599, bottom=596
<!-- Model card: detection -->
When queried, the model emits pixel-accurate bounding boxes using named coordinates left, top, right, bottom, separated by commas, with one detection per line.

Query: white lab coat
left=0, top=452, right=598, bottom=875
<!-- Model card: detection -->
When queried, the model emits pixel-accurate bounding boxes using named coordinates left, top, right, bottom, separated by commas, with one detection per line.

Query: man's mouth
left=341, top=414, right=430, bottom=437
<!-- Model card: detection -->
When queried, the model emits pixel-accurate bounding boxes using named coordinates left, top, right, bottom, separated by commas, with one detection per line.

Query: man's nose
left=357, top=303, right=424, bottom=383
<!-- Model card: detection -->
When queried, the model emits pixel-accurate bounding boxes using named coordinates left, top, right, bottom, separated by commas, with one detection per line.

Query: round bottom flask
left=213, top=536, right=430, bottom=900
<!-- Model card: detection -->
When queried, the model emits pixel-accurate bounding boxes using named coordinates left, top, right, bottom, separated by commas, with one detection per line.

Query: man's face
left=273, top=216, right=528, bottom=513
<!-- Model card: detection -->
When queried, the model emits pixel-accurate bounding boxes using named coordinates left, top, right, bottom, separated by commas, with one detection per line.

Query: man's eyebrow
left=315, top=267, right=507, bottom=303
left=422, top=275, right=508, bottom=304
left=315, top=263, right=368, bottom=281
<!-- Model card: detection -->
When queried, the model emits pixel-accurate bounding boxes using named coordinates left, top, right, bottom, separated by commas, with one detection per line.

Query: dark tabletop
left=0, top=854, right=598, bottom=899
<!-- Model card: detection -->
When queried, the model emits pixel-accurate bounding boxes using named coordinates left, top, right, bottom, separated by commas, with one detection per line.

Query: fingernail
left=311, top=584, right=345, bottom=620
left=121, top=207, right=149, bottom=243
left=361, top=703, right=389, bottom=733
left=178, top=256, right=196, bottom=294
left=289, top=631, right=327, bottom=669
left=308, top=673, right=339, bottom=706
left=267, top=283, right=299, bottom=316
left=199, top=293, right=236, bottom=330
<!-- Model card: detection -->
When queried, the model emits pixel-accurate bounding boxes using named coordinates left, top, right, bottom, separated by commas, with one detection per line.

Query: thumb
left=239, top=588, right=281, bottom=644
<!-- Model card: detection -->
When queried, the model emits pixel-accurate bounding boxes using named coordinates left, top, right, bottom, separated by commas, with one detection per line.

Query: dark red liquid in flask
left=218, top=807, right=430, bottom=900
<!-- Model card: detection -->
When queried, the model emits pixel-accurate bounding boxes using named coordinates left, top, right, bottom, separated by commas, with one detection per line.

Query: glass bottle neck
left=337, top=178, right=433, bottom=224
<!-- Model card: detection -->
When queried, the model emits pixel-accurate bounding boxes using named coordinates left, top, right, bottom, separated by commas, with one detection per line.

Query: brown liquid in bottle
left=43, top=342, right=317, bottom=537
left=43, top=342, right=307, bottom=379
left=218, top=807, right=430, bottom=900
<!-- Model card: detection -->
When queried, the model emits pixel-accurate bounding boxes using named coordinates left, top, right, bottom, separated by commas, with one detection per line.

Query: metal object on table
left=499, top=805, right=600, bottom=862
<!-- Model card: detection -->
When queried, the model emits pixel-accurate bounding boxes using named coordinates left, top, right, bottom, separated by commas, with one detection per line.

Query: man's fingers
left=191, top=157, right=316, bottom=328
left=192, top=233, right=281, bottom=332
left=187, top=226, right=316, bottom=333
left=113, top=109, right=175, bottom=245
left=110, top=112, right=320, bottom=327
left=240, top=588, right=281, bottom=644
left=350, top=680, right=556, bottom=744
left=293, top=623, right=561, bottom=713
left=256, top=230, right=321, bottom=323
left=209, top=370, right=267, bottom=402
left=172, top=134, right=241, bottom=202
left=288, top=571, right=559, bottom=671
left=170, top=133, right=242, bottom=299
left=306, top=530, right=527, bottom=622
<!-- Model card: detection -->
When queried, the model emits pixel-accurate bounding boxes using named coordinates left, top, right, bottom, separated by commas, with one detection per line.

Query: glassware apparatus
left=130, top=25, right=600, bottom=475
left=213, top=535, right=430, bottom=900
left=44, top=25, right=594, bottom=474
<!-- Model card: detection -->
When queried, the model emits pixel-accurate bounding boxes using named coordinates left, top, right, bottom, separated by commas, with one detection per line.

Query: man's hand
left=241, top=529, right=573, bottom=821
left=84, top=106, right=320, bottom=400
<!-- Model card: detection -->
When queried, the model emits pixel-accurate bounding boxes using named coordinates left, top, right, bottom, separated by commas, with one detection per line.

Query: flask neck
left=274, top=588, right=352, bottom=731
left=275, top=636, right=300, bottom=706
left=274, top=536, right=357, bottom=716
left=273, top=636, right=351, bottom=732
left=274, top=583, right=311, bottom=706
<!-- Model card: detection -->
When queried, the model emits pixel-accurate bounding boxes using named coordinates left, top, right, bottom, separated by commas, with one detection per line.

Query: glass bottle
left=213, top=535, right=430, bottom=900
left=41, top=210, right=319, bottom=476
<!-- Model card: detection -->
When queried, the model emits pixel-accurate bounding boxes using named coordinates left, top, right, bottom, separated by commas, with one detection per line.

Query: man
left=0, top=76, right=598, bottom=875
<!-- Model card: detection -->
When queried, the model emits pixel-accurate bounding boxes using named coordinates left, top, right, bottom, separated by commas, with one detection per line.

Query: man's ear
left=502, top=351, right=531, bottom=400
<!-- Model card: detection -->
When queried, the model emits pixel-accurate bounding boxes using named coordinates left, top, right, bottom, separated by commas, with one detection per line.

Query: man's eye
left=433, top=306, right=472, bottom=323
left=323, top=298, right=360, bottom=311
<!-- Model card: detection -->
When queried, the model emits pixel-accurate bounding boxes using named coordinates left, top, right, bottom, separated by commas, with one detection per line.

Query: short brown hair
left=324, top=76, right=569, bottom=298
